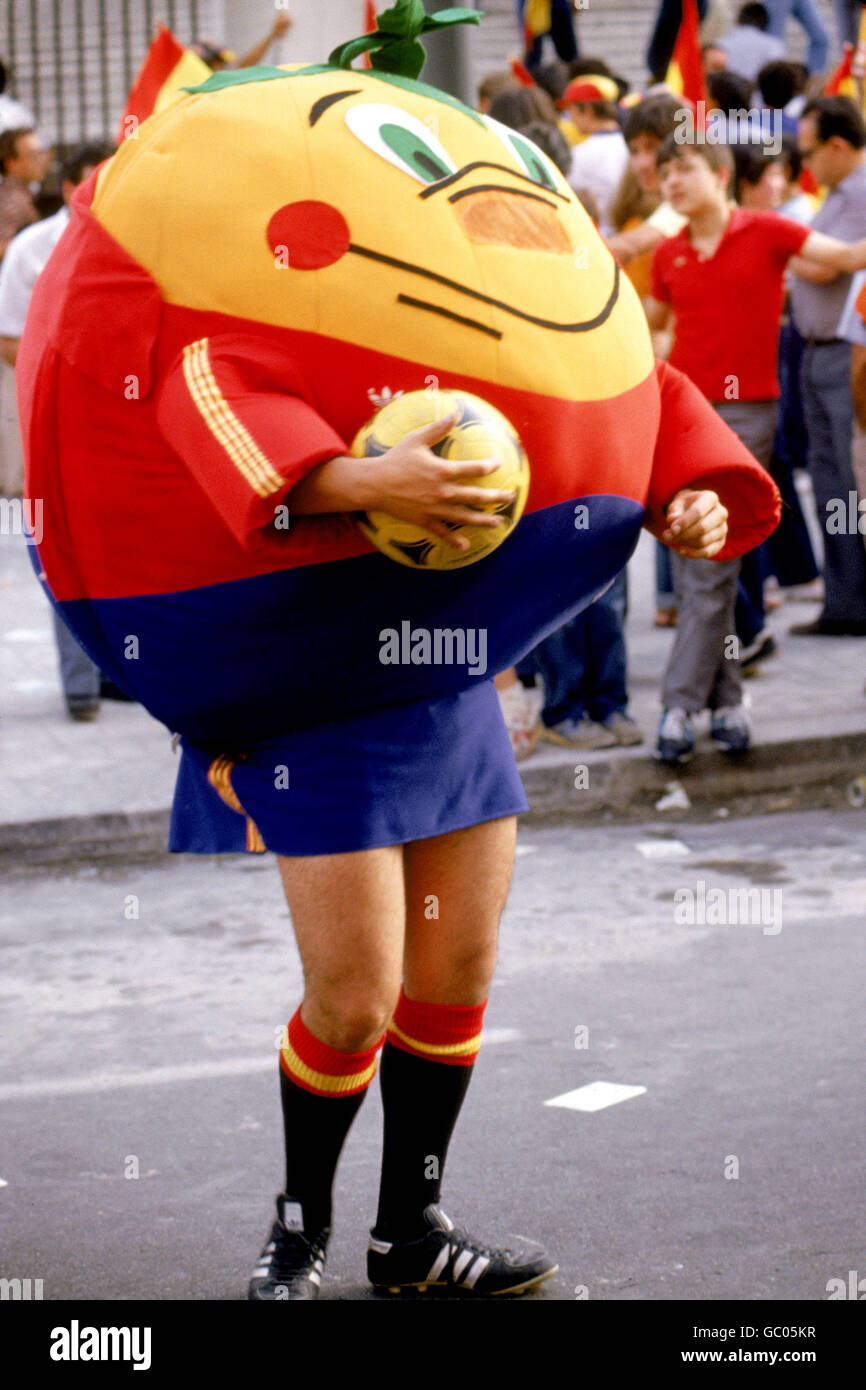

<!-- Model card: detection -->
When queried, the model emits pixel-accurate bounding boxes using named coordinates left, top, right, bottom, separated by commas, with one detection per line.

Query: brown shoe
left=66, top=697, right=99, bottom=721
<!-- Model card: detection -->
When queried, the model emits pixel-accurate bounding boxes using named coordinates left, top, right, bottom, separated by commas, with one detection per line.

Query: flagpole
left=419, top=0, right=478, bottom=106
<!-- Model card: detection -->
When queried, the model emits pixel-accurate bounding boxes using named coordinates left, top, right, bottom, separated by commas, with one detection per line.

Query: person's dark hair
left=516, top=120, right=571, bottom=176
left=569, top=56, right=629, bottom=100
left=802, top=94, right=866, bottom=149
left=730, top=141, right=783, bottom=200
left=737, top=2, right=770, bottom=30
left=622, top=96, right=682, bottom=145
left=707, top=70, right=754, bottom=113
left=488, top=86, right=558, bottom=130
left=655, top=131, right=735, bottom=176
left=477, top=70, right=520, bottom=109
left=0, top=125, right=34, bottom=174
left=780, top=132, right=803, bottom=184
left=60, top=142, right=115, bottom=186
left=757, top=60, right=806, bottom=110
left=531, top=60, right=569, bottom=103
left=571, top=98, right=621, bottom=123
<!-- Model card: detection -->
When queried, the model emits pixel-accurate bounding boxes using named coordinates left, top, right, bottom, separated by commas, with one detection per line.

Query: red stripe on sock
left=386, top=989, right=487, bottom=1065
left=280, top=1005, right=384, bottom=1096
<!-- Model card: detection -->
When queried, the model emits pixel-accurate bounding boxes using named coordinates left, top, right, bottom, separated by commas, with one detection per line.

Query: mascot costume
left=19, top=1, right=779, bottom=1299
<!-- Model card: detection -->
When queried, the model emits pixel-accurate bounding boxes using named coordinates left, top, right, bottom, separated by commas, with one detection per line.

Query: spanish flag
left=665, top=0, right=707, bottom=114
left=825, top=42, right=854, bottom=96
left=117, top=24, right=212, bottom=142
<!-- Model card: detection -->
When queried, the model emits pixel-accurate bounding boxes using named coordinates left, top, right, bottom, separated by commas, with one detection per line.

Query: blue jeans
left=832, top=0, right=862, bottom=53
left=764, top=0, right=830, bottom=71
left=516, top=568, right=628, bottom=725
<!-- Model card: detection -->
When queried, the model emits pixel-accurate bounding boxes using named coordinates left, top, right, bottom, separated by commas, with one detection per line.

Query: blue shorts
left=169, top=680, right=528, bottom=857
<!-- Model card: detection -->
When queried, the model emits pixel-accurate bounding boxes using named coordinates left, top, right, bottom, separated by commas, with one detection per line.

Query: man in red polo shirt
left=646, top=135, right=866, bottom=763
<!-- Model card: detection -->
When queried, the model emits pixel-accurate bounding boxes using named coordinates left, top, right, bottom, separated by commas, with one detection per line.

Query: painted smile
left=347, top=243, right=621, bottom=335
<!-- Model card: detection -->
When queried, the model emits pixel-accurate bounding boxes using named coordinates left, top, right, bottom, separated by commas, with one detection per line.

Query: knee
left=304, top=988, right=398, bottom=1054
left=410, top=940, right=498, bottom=1001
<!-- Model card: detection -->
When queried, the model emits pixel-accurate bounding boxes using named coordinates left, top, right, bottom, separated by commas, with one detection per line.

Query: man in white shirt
left=0, top=142, right=114, bottom=718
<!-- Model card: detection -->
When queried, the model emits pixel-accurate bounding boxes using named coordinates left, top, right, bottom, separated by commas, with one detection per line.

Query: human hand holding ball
left=351, top=391, right=529, bottom=569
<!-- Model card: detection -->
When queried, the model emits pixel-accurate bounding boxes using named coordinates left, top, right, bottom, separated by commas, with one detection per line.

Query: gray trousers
left=661, top=399, right=778, bottom=714
left=53, top=609, right=100, bottom=701
left=800, top=342, right=866, bottom=623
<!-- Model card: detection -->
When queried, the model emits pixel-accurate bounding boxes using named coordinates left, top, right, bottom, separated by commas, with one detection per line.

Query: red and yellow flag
left=117, top=24, right=211, bottom=142
left=665, top=0, right=707, bottom=116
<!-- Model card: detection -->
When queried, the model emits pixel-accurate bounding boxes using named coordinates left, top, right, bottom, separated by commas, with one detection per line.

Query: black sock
left=373, top=991, right=486, bottom=1240
left=278, top=1005, right=382, bottom=1234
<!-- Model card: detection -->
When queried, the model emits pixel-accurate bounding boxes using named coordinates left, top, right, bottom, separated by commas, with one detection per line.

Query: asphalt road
left=1, top=808, right=865, bottom=1305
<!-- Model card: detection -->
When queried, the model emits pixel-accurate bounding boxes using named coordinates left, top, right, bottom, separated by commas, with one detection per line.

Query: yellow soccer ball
left=351, top=389, right=530, bottom=570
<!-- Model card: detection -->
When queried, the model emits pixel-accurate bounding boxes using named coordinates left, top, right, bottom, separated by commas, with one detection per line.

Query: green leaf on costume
left=424, top=8, right=483, bottom=28
left=330, top=2, right=482, bottom=77
left=376, top=1, right=428, bottom=36
left=371, top=38, right=427, bottom=79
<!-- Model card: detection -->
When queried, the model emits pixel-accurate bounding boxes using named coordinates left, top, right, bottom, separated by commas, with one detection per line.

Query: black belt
left=804, top=336, right=845, bottom=347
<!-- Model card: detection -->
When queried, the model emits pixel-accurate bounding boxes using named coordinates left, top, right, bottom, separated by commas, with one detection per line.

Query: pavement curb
left=3, top=731, right=866, bottom=868
left=519, top=730, right=866, bottom=818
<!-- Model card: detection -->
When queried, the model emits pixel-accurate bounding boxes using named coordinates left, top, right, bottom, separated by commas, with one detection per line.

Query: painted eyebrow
left=309, top=89, right=361, bottom=127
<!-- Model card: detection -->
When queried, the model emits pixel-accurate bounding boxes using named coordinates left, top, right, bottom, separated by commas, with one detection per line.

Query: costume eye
left=483, top=117, right=559, bottom=192
left=345, top=103, right=457, bottom=184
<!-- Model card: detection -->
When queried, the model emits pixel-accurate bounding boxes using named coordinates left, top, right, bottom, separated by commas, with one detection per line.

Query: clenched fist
left=661, top=489, right=729, bottom=559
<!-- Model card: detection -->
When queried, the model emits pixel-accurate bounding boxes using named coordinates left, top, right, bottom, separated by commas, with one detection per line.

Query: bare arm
left=232, top=13, right=292, bottom=69
left=790, top=230, right=866, bottom=283
left=606, top=221, right=664, bottom=266
left=0, top=336, right=19, bottom=366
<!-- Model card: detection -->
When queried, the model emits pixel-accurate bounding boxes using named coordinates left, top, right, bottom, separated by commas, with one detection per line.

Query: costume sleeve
left=155, top=333, right=348, bottom=552
left=645, top=359, right=781, bottom=562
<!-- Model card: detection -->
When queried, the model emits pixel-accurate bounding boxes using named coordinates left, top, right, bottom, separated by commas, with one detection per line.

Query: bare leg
left=402, top=816, right=518, bottom=1002
left=372, top=817, right=518, bottom=1243
left=277, top=846, right=406, bottom=1049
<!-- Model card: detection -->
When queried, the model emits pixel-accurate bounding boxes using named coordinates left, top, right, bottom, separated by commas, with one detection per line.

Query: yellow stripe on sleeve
left=182, top=339, right=285, bottom=498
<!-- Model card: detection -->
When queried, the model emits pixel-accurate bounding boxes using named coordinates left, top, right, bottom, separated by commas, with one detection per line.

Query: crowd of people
left=2, top=2, right=866, bottom=765
left=0, top=13, right=292, bottom=719
left=493, top=0, right=866, bottom=763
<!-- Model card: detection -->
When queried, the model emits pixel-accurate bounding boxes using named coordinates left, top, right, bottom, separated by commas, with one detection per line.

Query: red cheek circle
left=266, top=200, right=351, bottom=270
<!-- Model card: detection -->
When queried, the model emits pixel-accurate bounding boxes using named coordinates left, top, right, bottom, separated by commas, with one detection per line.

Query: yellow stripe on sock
left=281, top=1039, right=378, bottom=1095
left=387, top=1020, right=482, bottom=1059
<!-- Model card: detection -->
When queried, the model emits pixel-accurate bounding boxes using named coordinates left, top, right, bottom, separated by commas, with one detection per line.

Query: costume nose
left=453, top=191, right=571, bottom=254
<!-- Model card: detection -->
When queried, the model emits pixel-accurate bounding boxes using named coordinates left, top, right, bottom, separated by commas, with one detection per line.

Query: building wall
left=0, top=0, right=225, bottom=145
left=0, top=0, right=849, bottom=147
